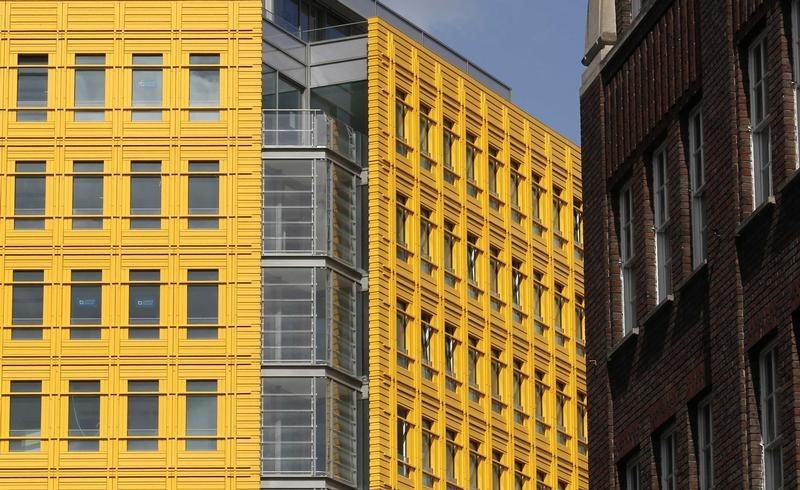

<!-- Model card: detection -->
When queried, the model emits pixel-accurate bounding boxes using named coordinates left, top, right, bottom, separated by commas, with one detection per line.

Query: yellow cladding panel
left=0, top=1, right=262, bottom=489
left=367, top=19, right=587, bottom=490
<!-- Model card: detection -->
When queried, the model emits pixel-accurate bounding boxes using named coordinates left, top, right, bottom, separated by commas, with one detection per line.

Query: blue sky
left=380, top=0, right=586, bottom=144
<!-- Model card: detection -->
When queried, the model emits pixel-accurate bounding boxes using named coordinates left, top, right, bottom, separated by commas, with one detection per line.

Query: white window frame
left=652, top=146, right=671, bottom=302
left=759, top=341, right=783, bottom=490
left=748, top=33, right=772, bottom=206
left=696, top=397, right=713, bottom=490
left=624, top=458, right=640, bottom=490
left=688, top=106, right=707, bottom=268
left=619, top=182, right=636, bottom=335
left=659, top=426, right=676, bottom=490
left=792, top=0, right=800, bottom=169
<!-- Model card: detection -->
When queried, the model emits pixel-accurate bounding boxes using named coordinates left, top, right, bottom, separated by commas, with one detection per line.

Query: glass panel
left=70, top=285, right=101, bottom=324
left=131, top=177, right=161, bottom=214
left=130, top=284, right=159, bottom=324
left=68, top=396, right=100, bottom=436
left=262, top=268, right=314, bottom=363
left=189, top=69, right=220, bottom=106
left=188, top=270, right=218, bottom=281
left=70, top=328, right=101, bottom=340
left=12, top=285, right=43, bottom=325
left=15, top=176, right=45, bottom=215
left=186, top=394, right=217, bottom=449
left=133, top=55, right=162, bottom=65
left=17, top=68, right=47, bottom=107
left=187, top=327, right=218, bottom=339
left=187, top=282, right=219, bottom=321
left=11, top=328, right=43, bottom=340
left=263, top=159, right=316, bottom=253
left=9, top=395, right=41, bottom=451
left=75, top=70, right=105, bottom=106
left=190, top=54, right=220, bottom=64
left=73, top=176, right=103, bottom=215
left=132, top=70, right=162, bottom=106
left=128, top=396, right=158, bottom=436
left=188, top=176, right=219, bottom=213
left=128, top=327, right=159, bottom=339
left=261, top=377, right=315, bottom=474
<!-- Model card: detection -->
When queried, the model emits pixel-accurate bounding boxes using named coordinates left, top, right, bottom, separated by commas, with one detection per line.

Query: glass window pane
left=128, top=327, right=159, bottom=339
left=130, top=270, right=159, bottom=281
left=188, top=270, right=218, bottom=281
left=187, top=380, right=217, bottom=392
left=130, top=284, right=159, bottom=324
left=133, top=55, right=162, bottom=65
left=188, top=176, right=219, bottom=214
left=189, top=69, right=220, bottom=106
left=76, top=55, right=105, bottom=65
left=73, top=176, right=103, bottom=215
left=187, top=285, right=217, bottom=325
left=75, top=70, right=105, bottom=106
left=15, top=176, right=45, bottom=214
left=186, top=395, right=217, bottom=439
left=128, top=396, right=158, bottom=436
left=70, top=285, right=101, bottom=324
left=186, top=327, right=218, bottom=339
left=70, top=328, right=101, bottom=340
left=68, top=396, right=100, bottom=436
left=12, top=285, right=43, bottom=325
left=190, top=54, right=219, bottom=64
left=11, top=328, right=43, bottom=340
left=131, top=177, right=161, bottom=214
left=17, top=69, right=47, bottom=107
left=10, top=397, right=41, bottom=435
left=133, top=70, right=162, bottom=106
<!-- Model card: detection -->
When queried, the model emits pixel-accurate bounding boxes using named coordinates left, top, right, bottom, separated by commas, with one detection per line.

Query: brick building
left=581, top=0, right=800, bottom=489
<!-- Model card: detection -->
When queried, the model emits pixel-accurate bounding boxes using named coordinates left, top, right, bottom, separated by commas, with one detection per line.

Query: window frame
left=695, top=396, right=713, bottom=490
left=652, top=144, right=672, bottom=302
left=185, top=380, right=219, bottom=451
left=748, top=32, right=772, bottom=206
left=126, top=380, right=159, bottom=451
left=619, top=181, right=636, bottom=336
left=688, top=106, right=707, bottom=268
left=759, top=341, right=783, bottom=490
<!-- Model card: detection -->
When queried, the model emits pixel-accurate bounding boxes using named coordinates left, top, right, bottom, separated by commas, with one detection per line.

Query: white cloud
left=379, top=0, right=480, bottom=31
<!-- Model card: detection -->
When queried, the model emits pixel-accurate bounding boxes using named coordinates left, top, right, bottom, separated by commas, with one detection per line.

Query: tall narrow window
left=422, top=418, right=435, bottom=487
left=659, top=427, right=676, bottom=490
left=420, top=103, right=434, bottom=170
left=510, top=159, right=523, bottom=223
left=749, top=34, right=772, bottom=206
left=421, top=311, right=434, bottom=380
left=553, top=186, right=566, bottom=248
left=513, top=359, right=526, bottom=424
left=130, top=162, right=162, bottom=229
left=187, top=270, right=219, bottom=339
left=396, top=300, right=410, bottom=368
left=468, top=336, right=481, bottom=402
left=189, top=54, right=220, bottom=121
left=759, top=342, right=783, bottom=490
left=74, top=54, right=105, bottom=121
left=129, top=270, right=160, bottom=339
left=396, top=194, right=410, bottom=261
left=574, top=199, right=584, bottom=260
left=420, top=207, right=434, bottom=274
left=554, top=283, right=567, bottom=346
left=185, top=380, right=218, bottom=450
left=652, top=146, right=671, bottom=302
left=12, top=271, right=44, bottom=338
left=491, top=348, right=504, bottom=413
left=489, top=247, right=502, bottom=311
left=397, top=406, right=412, bottom=477
left=466, top=133, right=479, bottom=197
left=445, top=324, right=458, bottom=391
left=467, top=234, right=480, bottom=299
left=72, top=161, right=103, bottom=229
left=68, top=380, right=100, bottom=451
left=443, top=118, right=458, bottom=183
left=793, top=1, right=800, bottom=168
left=619, top=182, right=636, bottom=335
left=70, top=270, right=102, bottom=340
left=688, top=106, right=707, bottom=267
left=488, top=147, right=502, bottom=210
left=511, top=259, right=524, bottom=323
left=515, top=461, right=527, bottom=490
left=9, top=381, right=41, bottom=452
left=469, top=440, right=481, bottom=490
left=14, top=161, right=46, bottom=229
left=624, top=458, right=640, bottom=490
left=127, top=380, right=159, bottom=451
left=17, top=54, right=48, bottom=121
left=631, top=0, right=642, bottom=18
left=575, top=296, right=586, bottom=357
left=444, top=220, right=458, bottom=287
left=535, top=370, right=547, bottom=435
left=533, top=271, right=547, bottom=335
left=132, top=54, right=163, bottom=121
left=537, top=471, right=550, bottom=490
left=188, top=161, right=220, bottom=229
left=556, top=382, right=569, bottom=445
left=492, top=450, right=504, bottom=490
left=695, top=397, right=713, bottom=490
left=446, top=430, right=459, bottom=485
left=532, top=173, right=546, bottom=236
left=577, top=392, right=588, bottom=455
left=395, top=90, right=410, bottom=156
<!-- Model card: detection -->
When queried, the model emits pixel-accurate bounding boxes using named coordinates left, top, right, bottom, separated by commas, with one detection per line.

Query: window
left=445, top=324, right=458, bottom=391
left=558, top=482, right=568, bottom=490
left=556, top=382, right=569, bottom=445
left=532, top=173, right=546, bottom=236
left=420, top=207, right=434, bottom=274
left=659, top=426, right=676, bottom=490
left=748, top=32, right=772, bottom=206
left=189, top=54, right=220, bottom=121
left=467, top=234, right=480, bottom=299
left=652, top=146, right=672, bottom=302
left=11, top=271, right=44, bottom=340
left=492, top=450, right=504, bottom=490
left=510, top=159, right=524, bottom=223
left=185, top=380, right=218, bottom=450
left=574, top=199, right=584, bottom=260
left=420, top=104, right=434, bottom=169
left=576, top=296, right=586, bottom=356
left=624, top=457, right=640, bottom=490
left=466, top=133, right=480, bottom=197
left=553, top=186, right=566, bottom=248
left=535, top=370, right=548, bottom=434
left=468, top=336, right=481, bottom=402
left=70, top=270, right=102, bottom=340
left=188, top=161, right=220, bottom=229
left=397, top=406, right=412, bottom=477
left=396, top=300, right=411, bottom=368
left=793, top=1, right=800, bottom=168
left=446, top=429, right=458, bottom=485
left=469, top=440, right=481, bottom=490
left=130, top=162, right=162, bottom=229
left=513, top=359, right=526, bottom=424
left=132, top=54, right=163, bottom=121
left=688, top=106, right=706, bottom=267
left=421, top=312, right=434, bottom=380
left=631, top=0, right=642, bottom=18
left=577, top=392, right=588, bottom=455
left=536, top=471, right=550, bottom=490
left=491, top=348, right=504, bottom=413
left=444, top=220, right=458, bottom=287
left=695, top=397, right=713, bottom=490
left=490, top=247, right=502, bottom=311
left=422, top=418, right=435, bottom=487
left=619, top=182, right=636, bottom=335
left=129, top=270, right=160, bottom=339
left=14, top=161, right=46, bottom=229
left=443, top=118, right=458, bottom=184
left=396, top=194, right=411, bottom=261
left=72, top=162, right=103, bottom=229
left=17, top=54, right=48, bottom=121
left=9, top=381, right=41, bottom=452
left=395, top=90, right=410, bottom=156
left=74, top=54, right=106, bottom=121
left=488, top=147, right=502, bottom=210
left=533, top=272, right=547, bottom=335
left=554, top=283, right=567, bottom=346
left=515, top=461, right=527, bottom=490
left=187, top=270, right=219, bottom=338
left=68, top=380, right=100, bottom=451
left=759, top=342, right=783, bottom=489
left=127, top=380, right=159, bottom=451
left=512, top=259, right=524, bottom=323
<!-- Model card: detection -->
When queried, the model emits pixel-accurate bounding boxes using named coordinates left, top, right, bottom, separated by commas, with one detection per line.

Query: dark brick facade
left=581, top=0, right=800, bottom=488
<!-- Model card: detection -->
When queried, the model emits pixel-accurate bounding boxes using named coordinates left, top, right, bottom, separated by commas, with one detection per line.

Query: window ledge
left=735, top=196, right=775, bottom=238
left=640, top=295, right=673, bottom=327
left=607, top=328, right=638, bottom=361
left=674, top=261, right=708, bottom=293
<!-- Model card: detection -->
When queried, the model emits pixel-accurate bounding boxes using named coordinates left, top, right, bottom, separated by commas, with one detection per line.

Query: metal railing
left=262, top=109, right=364, bottom=164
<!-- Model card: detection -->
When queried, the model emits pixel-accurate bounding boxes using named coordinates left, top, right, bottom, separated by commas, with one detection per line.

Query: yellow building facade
left=367, top=19, right=587, bottom=490
left=0, top=1, right=262, bottom=488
